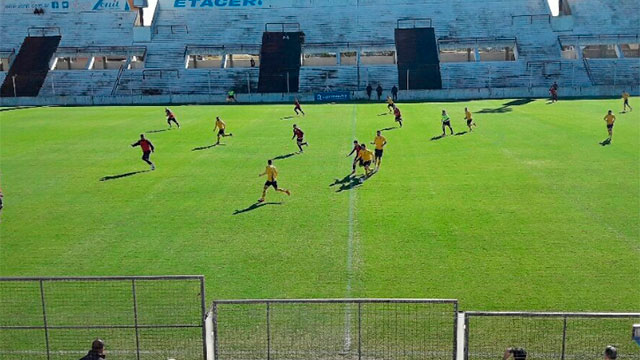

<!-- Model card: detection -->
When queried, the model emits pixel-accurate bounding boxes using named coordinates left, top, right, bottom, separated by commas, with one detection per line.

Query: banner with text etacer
left=159, top=0, right=370, bottom=10
left=1, top=0, right=133, bottom=13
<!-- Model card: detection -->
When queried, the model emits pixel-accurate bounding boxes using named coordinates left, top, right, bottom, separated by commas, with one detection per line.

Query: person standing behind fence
left=503, top=347, right=527, bottom=360
left=391, top=85, right=398, bottom=101
left=79, top=339, right=106, bottom=360
left=604, top=345, right=617, bottom=359
left=376, top=84, right=383, bottom=101
left=366, top=84, right=373, bottom=100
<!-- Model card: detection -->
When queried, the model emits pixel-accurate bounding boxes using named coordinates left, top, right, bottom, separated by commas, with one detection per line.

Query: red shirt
left=293, top=128, right=304, bottom=139
left=352, top=144, right=362, bottom=155
left=134, top=139, right=153, bottom=152
left=294, top=100, right=300, bottom=107
left=394, top=108, right=401, bottom=117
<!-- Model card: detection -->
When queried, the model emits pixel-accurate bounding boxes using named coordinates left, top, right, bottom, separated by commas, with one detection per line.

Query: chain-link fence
left=0, top=276, right=207, bottom=360
left=464, top=312, right=640, bottom=360
left=211, top=298, right=458, bottom=360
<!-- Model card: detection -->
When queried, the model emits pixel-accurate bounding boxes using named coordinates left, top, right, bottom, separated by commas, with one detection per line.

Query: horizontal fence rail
left=0, top=276, right=207, bottom=360
left=464, top=311, right=640, bottom=360
left=211, top=298, right=458, bottom=360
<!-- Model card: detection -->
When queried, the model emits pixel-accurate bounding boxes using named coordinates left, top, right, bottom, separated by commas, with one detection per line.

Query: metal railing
left=397, top=17, right=433, bottom=29
left=264, top=22, right=301, bottom=33
left=464, top=311, right=640, bottom=360
left=511, top=14, right=551, bottom=25
left=211, top=298, right=458, bottom=360
left=0, top=276, right=207, bottom=360
left=27, top=26, right=61, bottom=37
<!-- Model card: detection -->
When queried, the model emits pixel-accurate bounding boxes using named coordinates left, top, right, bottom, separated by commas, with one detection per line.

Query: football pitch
left=0, top=98, right=638, bottom=312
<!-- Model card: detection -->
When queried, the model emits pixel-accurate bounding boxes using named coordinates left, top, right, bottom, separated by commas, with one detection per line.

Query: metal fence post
left=213, top=302, right=219, bottom=360
left=39, top=280, right=51, bottom=360
left=453, top=303, right=458, bottom=360
left=200, top=277, right=207, bottom=360
left=561, top=316, right=567, bottom=360
left=266, top=302, right=271, bottom=360
left=286, top=72, right=290, bottom=94
left=131, top=279, right=141, bottom=360
left=357, top=302, right=362, bottom=360
left=463, top=313, right=469, bottom=360
left=12, top=75, right=17, bottom=97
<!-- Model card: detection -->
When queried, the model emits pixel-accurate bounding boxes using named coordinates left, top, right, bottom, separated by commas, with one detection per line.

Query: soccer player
left=464, top=107, right=476, bottom=131
left=387, top=96, right=395, bottom=113
left=227, top=90, right=237, bottom=103
left=131, top=134, right=155, bottom=170
left=503, top=347, right=527, bottom=360
left=356, top=143, right=374, bottom=177
left=258, top=159, right=290, bottom=203
left=347, top=140, right=362, bottom=175
left=441, top=110, right=454, bottom=136
left=213, top=116, right=233, bottom=145
left=604, top=110, right=616, bottom=140
left=292, top=124, right=308, bottom=153
left=393, top=105, right=403, bottom=128
left=294, top=97, right=305, bottom=116
left=371, top=130, right=387, bottom=170
left=549, top=82, right=559, bottom=103
left=165, top=108, right=180, bottom=128
left=604, top=345, right=617, bottom=360
left=622, top=91, right=632, bottom=112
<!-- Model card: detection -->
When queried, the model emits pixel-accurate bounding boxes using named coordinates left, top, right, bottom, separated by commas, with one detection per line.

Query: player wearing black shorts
left=393, top=105, right=403, bottom=128
left=441, top=110, right=454, bottom=136
left=258, top=159, right=290, bottom=203
left=371, top=130, right=387, bottom=170
left=347, top=140, right=362, bottom=175
left=292, top=124, right=309, bottom=153
left=294, top=98, right=305, bottom=116
left=214, top=116, right=233, bottom=145
left=604, top=110, right=616, bottom=140
left=464, top=107, right=476, bottom=131
left=165, top=108, right=180, bottom=128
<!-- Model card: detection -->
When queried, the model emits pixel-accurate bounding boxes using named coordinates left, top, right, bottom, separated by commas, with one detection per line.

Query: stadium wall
left=0, top=85, right=637, bottom=106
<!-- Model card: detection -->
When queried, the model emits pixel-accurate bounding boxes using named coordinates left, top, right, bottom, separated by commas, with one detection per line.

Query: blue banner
left=315, top=91, right=350, bottom=102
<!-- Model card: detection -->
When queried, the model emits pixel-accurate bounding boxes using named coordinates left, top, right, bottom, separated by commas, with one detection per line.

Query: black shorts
left=168, top=116, right=177, bottom=122
left=295, top=105, right=302, bottom=110
left=467, top=119, right=473, bottom=126
left=218, top=129, right=225, bottom=136
left=265, top=180, right=278, bottom=189
left=142, top=151, right=151, bottom=161
left=395, top=116, right=402, bottom=122
left=296, top=137, right=304, bottom=144
left=375, top=149, right=383, bottom=158
left=228, top=95, right=235, bottom=99
left=362, top=160, right=372, bottom=167
left=624, top=99, right=629, bottom=104
left=607, top=124, right=614, bottom=129
left=443, top=121, right=451, bottom=127
left=358, top=159, right=364, bottom=166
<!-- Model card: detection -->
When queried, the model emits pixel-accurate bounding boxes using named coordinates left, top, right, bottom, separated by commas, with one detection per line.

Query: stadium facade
left=0, top=0, right=638, bottom=105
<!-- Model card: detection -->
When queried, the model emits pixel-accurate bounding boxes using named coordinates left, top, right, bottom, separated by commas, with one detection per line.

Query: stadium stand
left=0, top=0, right=637, bottom=102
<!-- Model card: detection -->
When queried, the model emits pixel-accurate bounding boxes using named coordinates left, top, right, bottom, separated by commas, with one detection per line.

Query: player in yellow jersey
left=213, top=116, right=233, bottom=145
left=370, top=130, right=387, bottom=170
left=603, top=110, right=616, bottom=141
left=356, top=144, right=375, bottom=177
left=387, top=96, right=395, bottom=113
left=258, top=159, right=290, bottom=203
left=622, top=91, right=632, bottom=112
left=464, top=107, right=476, bottom=132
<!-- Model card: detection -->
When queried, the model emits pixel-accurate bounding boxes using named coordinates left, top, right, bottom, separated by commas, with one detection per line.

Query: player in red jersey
left=165, top=108, right=180, bottom=128
left=346, top=140, right=362, bottom=175
left=294, top=98, right=305, bottom=116
left=131, top=134, right=155, bottom=170
left=393, top=105, right=403, bottom=128
left=292, top=124, right=309, bottom=153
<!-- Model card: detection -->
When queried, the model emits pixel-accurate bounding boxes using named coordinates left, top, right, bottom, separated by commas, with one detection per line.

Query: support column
left=473, top=47, right=480, bottom=62
left=86, top=56, right=95, bottom=70
left=336, top=52, right=341, bottom=65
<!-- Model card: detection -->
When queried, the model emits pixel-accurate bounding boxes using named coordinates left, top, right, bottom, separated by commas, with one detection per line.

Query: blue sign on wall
left=315, top=91, right=350, bottom=102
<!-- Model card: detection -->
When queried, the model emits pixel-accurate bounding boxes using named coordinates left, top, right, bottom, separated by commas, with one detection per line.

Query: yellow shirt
left=374, top=135, right=386, bottom=150
left=465, top=110, right=473, bottom=120
left=622, top=92, right=629, bottom=100
left=359, top=149, right=374, bottom=162
left=265, top=165, right=278, bottom=181
left=215, top=119, right=226, bottom=130
left=604, top=114, right=615, bottom=125
left=387, top=97, right=394, bottom=105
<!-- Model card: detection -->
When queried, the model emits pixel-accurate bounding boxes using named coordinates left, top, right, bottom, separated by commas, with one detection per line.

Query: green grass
left=0, top=99, right=638, bottom=312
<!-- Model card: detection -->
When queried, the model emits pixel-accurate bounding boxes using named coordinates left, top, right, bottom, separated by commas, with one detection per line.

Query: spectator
left=604, top=345, right=617, bottom=360
left=391, top=85, right=398, bottom=101
left=80, top=339, right=105, bottom=359
left=366, top=84, right=373, bottom=100
left=227, top=90, right=237, bottom=103
left=376, top=84, right=383, bottom=101
left=503, top=347, right=527, bottom=360
left=250, top=58, right=256, bottom=67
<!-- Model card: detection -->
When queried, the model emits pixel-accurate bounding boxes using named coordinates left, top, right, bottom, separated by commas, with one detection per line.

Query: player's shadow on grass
left=476, top=99, right=533, bottom=114
left=146, top=128, right=172, bottom=134
left=430, top=134, right=445, bottom=141
left=331, top=173, right=373, bottom=192
left=233, top=202, right=283, bottom=215
left=455, top=131, right=468, bottom=136
left=281, top=116, right=295, bottom=120
left=377, top=113, right=390, bottom=116
left=192, top=143, right=225, bottom=151
left=271, top=152, right=298, bottom=160
left=599, top=138, right=612, bottom=146
left=379, top=127, right=398, bottom=132
left=100, top=170, right=149, bottom=182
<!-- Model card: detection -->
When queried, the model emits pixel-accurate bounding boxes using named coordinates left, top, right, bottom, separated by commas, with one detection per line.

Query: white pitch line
left=343, top=103, right=358, bottom=354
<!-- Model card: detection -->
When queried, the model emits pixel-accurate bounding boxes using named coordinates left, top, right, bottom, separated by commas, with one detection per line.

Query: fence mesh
left=465, top=312, right=640, bottom=360
left=0, top=276, right=206, bottom=360
left=213, top=299, right=457, bottom=360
